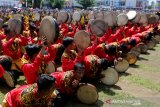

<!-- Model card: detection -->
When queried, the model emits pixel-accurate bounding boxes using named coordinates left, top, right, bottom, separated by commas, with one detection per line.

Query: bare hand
left=72, top=79, right=79, bottom=88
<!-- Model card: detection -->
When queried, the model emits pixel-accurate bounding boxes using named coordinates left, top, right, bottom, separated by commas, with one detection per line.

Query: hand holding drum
left=39, top=16, right=59, bottom=45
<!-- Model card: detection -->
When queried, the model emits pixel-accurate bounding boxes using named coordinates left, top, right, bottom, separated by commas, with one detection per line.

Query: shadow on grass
left=65, top=95, right=104, bottom=107
left=148, top=48, right=156, bottom=51
left=0, top=81, right=13, bottom=94
left=141, top=52, right=150, bottom=55
left=118, top=72, right=131, bottom=77
left=17, top=79, right=26, bottom=86
left=129, top=64, right=140, bottom=68
left=138, top=57, right=149, bottom=61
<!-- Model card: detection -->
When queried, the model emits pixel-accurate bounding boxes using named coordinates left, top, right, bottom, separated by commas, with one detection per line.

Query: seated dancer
left=50, top=62, right=85, bottom=106
left=119, top=36, right=141, bottom=54
left=21, top=43, right=56, bottom=84
left=93, top=42, right=121, bottom=66
left=0, top=55, right=18, bottom=87
left=61, top=37, right=82, bottom=72
left=82, top=55, right=109, bottom=83
left=2, top=74, right=60, bottom=107
left=1, top=25, right=27, bottom=72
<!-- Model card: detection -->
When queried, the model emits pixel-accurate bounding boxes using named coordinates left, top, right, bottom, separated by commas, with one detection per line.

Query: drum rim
left=77, top=83, right=98, bottom=104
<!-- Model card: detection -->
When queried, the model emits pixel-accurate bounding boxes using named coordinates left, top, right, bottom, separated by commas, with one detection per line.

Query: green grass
left=121, top=75, right=160, bottom=92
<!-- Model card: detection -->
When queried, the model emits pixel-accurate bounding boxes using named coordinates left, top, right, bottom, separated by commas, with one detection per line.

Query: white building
left=0, top=0, right=19, bottom=7
left=95, top=0, right=148, bottom=9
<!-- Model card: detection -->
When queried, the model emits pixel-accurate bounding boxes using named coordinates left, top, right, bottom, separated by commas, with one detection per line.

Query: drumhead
left=34, top=12, right=40, bottom=21
left=104, top=11, right=117, bottom=27
left=139, top=13, right=148, bottom=25
left=46, top=61, right=56, bottom=74
left=57, top=11, right=68, bottom=23
left=3, top=71, right=15, bottom=88
left=8, top=18, right=22, bottom=35
left=88, top=11, right=95, bottom=20
left=74, top=30, right=91, bottom=52
left=39, top=16, right=59, bottom=44
left=117, top=13, right=128, bottom=26
left=100, top=67, right=119, bottom=85
left=127, top=10, right=137, bottom=20
left=95, top=12, right=104, bottom=20
left=130, top=46, right=141, bottom=57
left=0, top=18, right=3, bottom=29
left=77, top=83, right=98, bottom=104
left=132, top=12, right=141, bottom=24
left=90, top=19, right=108, bottom=37
left=125, top=52, right=137, bottom=65
left=73, top=11, right=81, bottom=22
left=146, top=40, right=156, bottom=49
left=115, top=59, right=129, bottom=73
left=138, top=43, right=148, bottom=53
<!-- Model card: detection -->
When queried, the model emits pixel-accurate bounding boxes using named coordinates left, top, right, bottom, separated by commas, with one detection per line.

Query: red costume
left=61, top=50, right=82, bottom=72
left=51, top=71, right=77, bottom=96
left=83, top=55, right=100, bottom=78
left=3, top=84, right=51, bottom=107
left=0, top=65, right=4, bottom=78
left=21, top=46, right=56, bottom=84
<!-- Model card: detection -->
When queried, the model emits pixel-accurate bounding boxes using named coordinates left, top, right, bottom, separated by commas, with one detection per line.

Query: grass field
left=1, top=44, right=160, bottom=107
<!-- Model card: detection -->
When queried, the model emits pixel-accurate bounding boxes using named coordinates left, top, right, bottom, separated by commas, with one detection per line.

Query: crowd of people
left=0, top=8, right=160, bottom=107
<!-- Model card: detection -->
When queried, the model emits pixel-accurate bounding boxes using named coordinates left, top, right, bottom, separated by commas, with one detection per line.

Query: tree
left=50, top=0, right=64, bottom=9
left=78, top=0, right=95, bottom=9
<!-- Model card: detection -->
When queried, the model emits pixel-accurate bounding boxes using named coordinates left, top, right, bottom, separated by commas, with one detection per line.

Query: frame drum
left=125, top=52, right=137, bottom=65
left=3, top=71, right=15, bottom=88
left=46, top=61, right=56, bottom=74
left=73, top=11, right=81, bottom=22
left=39, top=16, right=59, bottom=44
left=90, top=19, right=108, bottom=37
left=77, top=83, right=98, bottom=104
left=74, top=30, right=91, bottom=52
left=100, top=67, right=119, bottom=85
left=8, top=18, right=22, bottom=35
left=117, top=13, right=128, bottom=26
left=115, top=59, right=129, bottom=73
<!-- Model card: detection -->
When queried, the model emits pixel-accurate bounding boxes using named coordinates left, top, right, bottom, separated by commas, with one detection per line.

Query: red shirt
left=61, top=50, right=83, bottom=72
left=83, top=55, right=99, bottom=78
left=51, top=71, right=76, bottom=95
left=0, top=65, right=4, bottom=78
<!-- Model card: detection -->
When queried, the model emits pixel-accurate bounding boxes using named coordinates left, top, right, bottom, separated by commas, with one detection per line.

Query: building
left=95, top=0, right=149, bottom=9
left=0, top=0, right=19, bottom=7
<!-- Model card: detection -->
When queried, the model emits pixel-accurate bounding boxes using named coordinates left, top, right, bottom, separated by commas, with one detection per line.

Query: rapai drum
left=90, top=19, right=108, bottom=37
left=115, top=59, right=129, bottom=73
left=3, top=71, right=16, bottom=88
left=8, top=18, right=22, bottom=35
left=39, top=16, right=59, bottom=44
left=57, top=11, right=68, bottom=23
left=146, top=39, right=156, bottom=49
left=117, top=13, right=128, bottom=26
left=45, top=61, right=56, bottom=74
left=104, top=11, right=117, bottom=27
left=0, top=18, right=4, bottom=29
left=74, top=30, right=91, bottom=52
left=130, top=46, right=141, bottom=57
left=77, top=83, right=98, bottom=104
left=138, top=43, right=148, bottom=54
left=127, top=10, right=137, bottom=21
left=125, top=52, right=137, bottom=65
left=73, top=11, right=82, bottom=22
left=100, top=67, right=119, bottom=85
